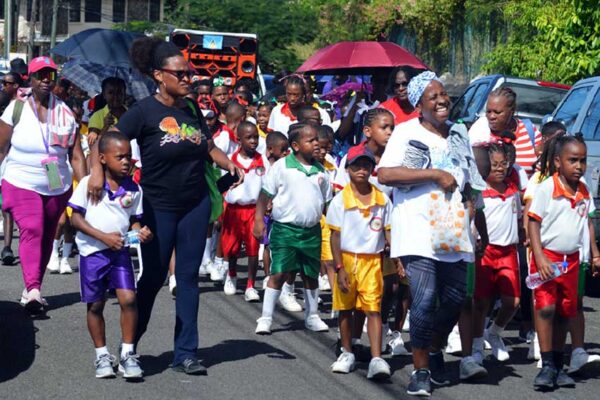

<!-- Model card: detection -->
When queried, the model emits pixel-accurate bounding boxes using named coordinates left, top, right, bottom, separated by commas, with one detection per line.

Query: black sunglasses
left=161, top=69, right=193, bottom=81
left=31, top=70, right=57, bottom=81
left=1, top=81, right=15, bottom=85
left=394, top=82, right=409, bottom=89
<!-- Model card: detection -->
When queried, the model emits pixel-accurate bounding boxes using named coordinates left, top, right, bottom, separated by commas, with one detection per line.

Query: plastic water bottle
left=123, top=230, right=140, bottom=246
left=526, top=261, right=567, bottom=289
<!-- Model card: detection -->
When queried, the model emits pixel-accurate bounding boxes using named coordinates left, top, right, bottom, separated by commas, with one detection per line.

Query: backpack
left=12, top=100, right=24, bottom=127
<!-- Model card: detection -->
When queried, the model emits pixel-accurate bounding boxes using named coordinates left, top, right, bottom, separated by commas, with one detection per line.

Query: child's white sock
left=62, top=243, right=73, bottom=259
left=258, top=244, right=265, bottom=262
left=382, top=322, right=390, bottom=335
left=489, top=323, right=504, bottom=336
left=121, top=343, right=135, bottom=358
left=282, top=282, right=293, bottom=296
left=95, top=346, right=109, bottom=359
left=473, top=336, right=484, bottom=351
left=201, top=238, right=212, bottom=264
left=52, top=239, right=61, bottom=255
left=261, top=288, right=280, bottom=319
left=303, top=288, right=319, bottom=319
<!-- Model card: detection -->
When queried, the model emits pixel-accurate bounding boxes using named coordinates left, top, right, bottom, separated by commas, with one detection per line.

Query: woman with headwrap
left=378, top=71, right=486, bottom=396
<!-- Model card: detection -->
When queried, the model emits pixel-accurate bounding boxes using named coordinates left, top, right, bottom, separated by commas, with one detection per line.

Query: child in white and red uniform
left=221, top=121, right=270, bottom=302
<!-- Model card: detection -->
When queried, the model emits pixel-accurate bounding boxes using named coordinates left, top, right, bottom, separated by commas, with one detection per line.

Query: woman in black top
left=87, top=37, right=243, bottom=375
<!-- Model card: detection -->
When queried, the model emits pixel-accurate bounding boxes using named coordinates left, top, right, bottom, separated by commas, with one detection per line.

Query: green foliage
left=483, top=0, right=600, bottom=84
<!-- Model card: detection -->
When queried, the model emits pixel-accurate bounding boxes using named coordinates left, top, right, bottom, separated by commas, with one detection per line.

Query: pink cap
left=28, top=56, right=58, bottom=74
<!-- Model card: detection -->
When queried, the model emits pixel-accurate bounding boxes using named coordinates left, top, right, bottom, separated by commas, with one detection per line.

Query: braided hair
left=288, top=122, right=316, bottom=147
left=539, top=133, right=586, bottom=179
left=489, top=87, right=517, bottom=111
left=363, top=108, right=394, bottom=128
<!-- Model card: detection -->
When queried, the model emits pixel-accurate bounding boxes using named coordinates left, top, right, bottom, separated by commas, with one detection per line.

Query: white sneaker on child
left=278, top=291, right=302, bottom=312
left=168, top=275, right=177, bottom=296
left=389, top=331, right=411, bottom=356
left=59, top=258, right=73, bottom=274
left=305, top=314, right=329, bottom=332
left=484, top=329, right=510, bottom=361
left=331, top=349, right=355, bottom=374
left=224, top=275, right=237, bottom=295
left=568, top=347, right=600, bottom=374
left=244, top=287, right=260, bottom=302
left=198, top=260, right=211, bottom=277
left=318, top=275, right=331, bottom=291
left=367, top=357, right=391, bottom=380
left=210, top=263, right=227, bottom=282
left=446, top=325, right=462, bottom=354
left=255, top=317, right=272, bottom=335
left=47, top=253, right=60, bottom=274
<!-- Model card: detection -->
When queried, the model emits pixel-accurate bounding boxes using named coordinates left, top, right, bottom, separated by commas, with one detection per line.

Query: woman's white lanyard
left=30, top=96, right=64, bottom=191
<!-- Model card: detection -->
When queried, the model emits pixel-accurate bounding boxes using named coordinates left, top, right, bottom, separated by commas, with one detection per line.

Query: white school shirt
left=1, top=98, right=76, bottom=195
left=378, top=120, right=470, bottom=262
left=482, top=181, right=521, bottom=246
left=224, top=150, right=270, bottom=205
left=326, top=185, right=392, bottom=254
left=68, top=175, right=143, bottom=256
left=262, top=153, right=332, bottom=228
left=528, top=174, right=595, bottom=255
left=267, top=103, right=332, bottom=136
left=212, top=125, right=240, bottom=157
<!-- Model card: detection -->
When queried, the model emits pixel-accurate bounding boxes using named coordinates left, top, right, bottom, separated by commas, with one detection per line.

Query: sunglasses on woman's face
left=31, top=69, right=57, bottom=81
left=161, top=69, right=193, bottom=81
left=394, top=81, right=409, bottom=89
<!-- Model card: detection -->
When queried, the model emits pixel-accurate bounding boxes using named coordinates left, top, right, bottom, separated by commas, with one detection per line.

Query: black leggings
left=135, top=196, right=210, bottom=366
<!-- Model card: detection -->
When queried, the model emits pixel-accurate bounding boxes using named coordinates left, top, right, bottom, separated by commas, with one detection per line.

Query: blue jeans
left=135, top=196, right=210, bottom=366
left=401, top=256, right=466, bottom=349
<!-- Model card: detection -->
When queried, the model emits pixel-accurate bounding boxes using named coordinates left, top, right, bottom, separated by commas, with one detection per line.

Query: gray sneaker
left=460, top=356, right=488, bottom=380
left=118, top=352, right=143, bottom=379
left=407, top=369, right=432, bottom=397
left=367, top=357, right=391, bottom=380
left=95, top=353, right=116, bottom=378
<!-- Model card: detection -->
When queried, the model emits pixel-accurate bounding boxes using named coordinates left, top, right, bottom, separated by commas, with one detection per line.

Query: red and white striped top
left=468, top=117, right=541, bottom=177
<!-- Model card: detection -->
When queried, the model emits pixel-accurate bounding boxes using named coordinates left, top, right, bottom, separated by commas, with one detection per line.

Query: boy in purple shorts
left=69, top=131, right=152, bottom=380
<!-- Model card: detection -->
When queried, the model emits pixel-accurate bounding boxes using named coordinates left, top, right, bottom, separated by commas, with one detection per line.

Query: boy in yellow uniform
left=327, top=146, right=392, bottom=380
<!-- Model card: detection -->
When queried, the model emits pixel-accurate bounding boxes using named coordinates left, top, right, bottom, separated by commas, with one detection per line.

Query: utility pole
left=28, top=0, right=37, bottom=60
left=50, top=0, right=58, bottom=49
left=3, top=0, right=11, bottom=61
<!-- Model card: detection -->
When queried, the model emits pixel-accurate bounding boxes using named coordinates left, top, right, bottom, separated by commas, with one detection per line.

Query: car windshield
left=581, top=88, right=600, bottom=140
left=554, top=85, right=593, bottom=132
left=506, top=84, right=567, bottom=124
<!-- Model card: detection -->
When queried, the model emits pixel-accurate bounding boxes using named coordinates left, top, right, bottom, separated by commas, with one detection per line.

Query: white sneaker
left=305, top=314, right=329, bottom=332
left=24, top=288, right=45, bottom=313
left=528, top=332, right=540, bottom=360
left=319, top=275, right=331, bottom=291
left=537, top=359, right=542, bottom=368
left=210, top=263, right=227, bottom=282
left=472, top=342, right=485, bottom=365
left=389, top=331, right=411, bottom=356
left=168, top=275, right=177, bottom=296
left=206, top=260, right=218, bottom=276
left=255, top=317, right=272, bottom=335
left=367, top=357, right=391, bottom=380
left=244, top=287, right=260, bottom=302
left=198, top=260, right=211, bottom=277
left=331, top=349, right=355, bottom=373
left=46, top=253, right=60, bottom=274
left=262, top=275, right=270, bottom=290
left=59, top=258, right=73, bottom=274
left=19, top=289, right=28, bottom=306
left=278, top=291, right=302, bottom=312
left=223, top=275, right=237, bottom=295
left=568, top=348, right=600, bottom=374
left=445, top=325, right=462, bottom=354
left=402, top=310, right=410, bottom=332
left=484, top=329, right=509, bottom=361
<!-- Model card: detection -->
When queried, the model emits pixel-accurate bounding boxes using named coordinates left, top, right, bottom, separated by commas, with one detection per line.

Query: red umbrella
left=296, top=41, right=429, bottom=75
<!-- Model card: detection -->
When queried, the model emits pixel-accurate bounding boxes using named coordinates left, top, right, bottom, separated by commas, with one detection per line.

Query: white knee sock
left=52, top=239, right=61, bottom=255
left=95, top=346, right=109, bottom=359
left=214, top=256, right=223, bottom=267
left=121, top=343, right=134, bottom=358
left=201, top=238, right=212, bottom=264
left=303, top=288, right=319, bottom=319
left=261, top=288, right=280, bottom=319
left=62, top=243, right=73, bottom=260
left=282, top=282, right=293, bottom=296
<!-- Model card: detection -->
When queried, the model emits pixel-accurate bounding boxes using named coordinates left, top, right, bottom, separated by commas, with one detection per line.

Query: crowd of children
left=2, top=56, right=600, bottom=396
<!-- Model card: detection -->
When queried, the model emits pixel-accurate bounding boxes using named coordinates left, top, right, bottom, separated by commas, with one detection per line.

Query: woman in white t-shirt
left=0, top=57, right=86, bottom=313
left=379, top=71, right=484, bottom=395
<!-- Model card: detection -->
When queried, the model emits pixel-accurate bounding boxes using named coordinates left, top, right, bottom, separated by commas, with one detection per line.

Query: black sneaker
left=534, top=364, right=557, bottom=390
left=172, top=358, right=207, bottom=375
left=407, top=369, right=432, bottom=397
left=429, top=351, right=451, bottom=386
left=1, top=246, right=15, bottom=265
left=555, top=369, right=575, bottom=388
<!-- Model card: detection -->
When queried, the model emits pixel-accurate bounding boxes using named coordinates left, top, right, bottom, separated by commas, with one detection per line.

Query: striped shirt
left=468, top=116, right=541, bottom=177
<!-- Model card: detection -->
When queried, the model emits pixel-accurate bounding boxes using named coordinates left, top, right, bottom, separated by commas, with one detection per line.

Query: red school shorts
left=221, top=203, right=260, bottom=258
left=475, top=244, right=520, bottom=300
left=530, top=249, right=579, bottom=318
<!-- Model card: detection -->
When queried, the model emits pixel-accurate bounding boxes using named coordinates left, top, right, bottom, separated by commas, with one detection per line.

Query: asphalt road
left=1, top=249, right=600, bottom=400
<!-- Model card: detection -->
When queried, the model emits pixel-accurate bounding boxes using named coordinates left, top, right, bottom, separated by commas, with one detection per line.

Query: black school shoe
left=172, top=358, right=207, bottom=375
left=2, top=246, right=15, bottom=265
left=429, top=351, right=451, bottom=386
left=534, top=363, right=557, bottom=390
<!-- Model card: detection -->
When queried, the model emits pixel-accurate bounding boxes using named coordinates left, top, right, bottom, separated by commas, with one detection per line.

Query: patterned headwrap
left=407, top=71, right=443, bottom=107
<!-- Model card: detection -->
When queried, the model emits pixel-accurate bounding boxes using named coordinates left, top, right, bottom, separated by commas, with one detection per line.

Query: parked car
left=450, top=74, right=570, bottom=127
left=546, top=76, right=600, bottom=296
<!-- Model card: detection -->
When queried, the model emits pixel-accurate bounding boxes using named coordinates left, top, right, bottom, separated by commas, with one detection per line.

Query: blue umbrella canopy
left=50, top=28, right=143, bottom=68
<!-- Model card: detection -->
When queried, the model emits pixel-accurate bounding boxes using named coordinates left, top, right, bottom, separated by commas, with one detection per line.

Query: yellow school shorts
left=333, top=252, right=383, bottom=312
left=66, top=180, right=79, bottom=218
left=320, top=215, right=333, bottom=261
